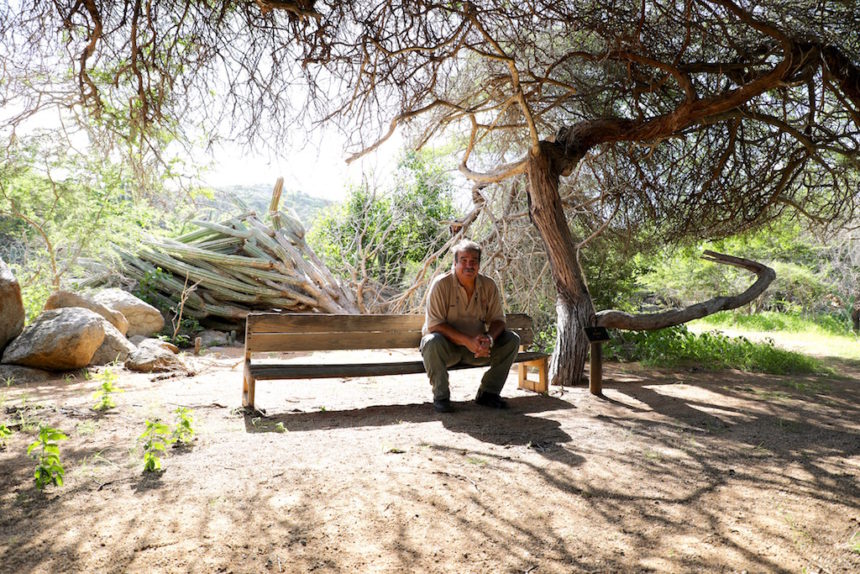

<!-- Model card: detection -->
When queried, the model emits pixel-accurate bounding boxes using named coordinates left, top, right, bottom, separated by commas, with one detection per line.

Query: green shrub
left=27, top=425, right=68, bottom=490
left=606, top=325, right=823, bottom=375
left=0, top=423, right=12, bottom=449
left=139, top=420, right=172, bottom=472
left=91, top=369, right=124, bottom=411
left=171, top=407, right=195, bottom=445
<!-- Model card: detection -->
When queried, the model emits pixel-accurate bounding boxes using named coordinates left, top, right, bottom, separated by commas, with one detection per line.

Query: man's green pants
left=419, top=330, right=520, bottom=401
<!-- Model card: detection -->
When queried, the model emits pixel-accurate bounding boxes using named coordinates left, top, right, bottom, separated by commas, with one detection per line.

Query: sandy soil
left=0, top=344, right=858, bottom=574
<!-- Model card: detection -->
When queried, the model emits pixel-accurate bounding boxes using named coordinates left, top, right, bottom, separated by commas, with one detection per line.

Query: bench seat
left=242, top=312, right=549, bottom=410
left=249, top=351, right=549, bottom=380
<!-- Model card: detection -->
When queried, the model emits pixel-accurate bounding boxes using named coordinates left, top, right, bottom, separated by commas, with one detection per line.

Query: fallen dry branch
left=595, top=250, right=776, bottom=330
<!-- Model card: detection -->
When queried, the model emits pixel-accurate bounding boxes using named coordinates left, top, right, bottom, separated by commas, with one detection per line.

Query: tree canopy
left=2, top=0, right=858, bottom=383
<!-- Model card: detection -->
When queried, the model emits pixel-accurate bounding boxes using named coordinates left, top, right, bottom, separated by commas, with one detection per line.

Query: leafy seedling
left=139, top=420, right=173, bottom=472
left=171, top=407, right=195, bottom=445
left=91, top=369, right=124, bottom=411
left=27, top=425, right=68, bottom=490
left=0, top=423, right=12, bottom=449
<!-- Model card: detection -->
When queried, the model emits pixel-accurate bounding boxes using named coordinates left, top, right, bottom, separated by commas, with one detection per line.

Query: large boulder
left=93, top=288, right=164, bottom=337
left=45, top=290, right=130, bottom=336
left=0, top=258, right=25, bottom=353
left=1, top=307, right=106, bottom=370
left=124, top=338, right=187, bottom=373
left=90, top=320, right=137, bottom=366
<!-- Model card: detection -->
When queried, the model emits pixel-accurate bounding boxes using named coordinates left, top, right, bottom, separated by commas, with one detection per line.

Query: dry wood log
left=595, top=250, right=775, bottom=330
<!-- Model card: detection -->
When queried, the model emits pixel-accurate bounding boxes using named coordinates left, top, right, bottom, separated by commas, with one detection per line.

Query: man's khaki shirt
left=423, top=270, right=505, bottom=337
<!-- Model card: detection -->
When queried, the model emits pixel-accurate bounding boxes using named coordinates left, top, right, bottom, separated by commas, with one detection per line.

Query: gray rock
left=0, top=364, right=54, bottom=384
left=124, top=339, right=186, bottom=373
left=90, top=320, right=137, bottom=366
left=92, top=288, right=164, bottom=337
left=45, top=290, right=130, bottom=336
left=197, top=329, right=230, bottom=348
left=129, top=335, right=147, bottom=346
left=0, top=258, right=25, bottom=353
left=1, top=308, right=105, bottom=370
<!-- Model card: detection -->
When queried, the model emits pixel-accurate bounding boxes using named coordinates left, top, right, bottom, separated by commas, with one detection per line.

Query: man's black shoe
left=433, top=398, right=454, bottom=413
left=474, top=391, right=509, bottom=409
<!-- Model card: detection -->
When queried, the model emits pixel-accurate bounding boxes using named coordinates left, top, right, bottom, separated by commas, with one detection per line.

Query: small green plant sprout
left=274, top=422, right=287, bottom=433
left=0, top=423, right=12, bottom=449
left=171, top=407, right=195, bottom=445
left=139, top=420, right=173, bottom=472
left=91, top=369, right=124, bottom=411
left=27, top=425, right=68, bottom=490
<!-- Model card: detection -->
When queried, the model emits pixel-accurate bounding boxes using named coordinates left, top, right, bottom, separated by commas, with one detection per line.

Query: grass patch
left=695, top=310, right=853, bottom=337
left=606, top=325, right=826, bottom=375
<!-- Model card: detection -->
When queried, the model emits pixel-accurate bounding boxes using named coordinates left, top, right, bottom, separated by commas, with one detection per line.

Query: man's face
left=454, top=249, right=480, bottom=283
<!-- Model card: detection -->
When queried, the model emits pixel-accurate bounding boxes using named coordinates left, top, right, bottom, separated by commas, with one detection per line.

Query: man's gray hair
left=452, top=239, right=482, bottom=262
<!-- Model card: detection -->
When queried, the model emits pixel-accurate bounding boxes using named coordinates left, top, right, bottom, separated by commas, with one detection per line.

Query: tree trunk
left=526, top=143, right=594, bottom=385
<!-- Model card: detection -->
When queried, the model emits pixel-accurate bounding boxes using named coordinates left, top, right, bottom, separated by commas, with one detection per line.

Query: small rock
left=125, top=339, right=186, bottom=373
left=197, top=329, right=230, bottom=348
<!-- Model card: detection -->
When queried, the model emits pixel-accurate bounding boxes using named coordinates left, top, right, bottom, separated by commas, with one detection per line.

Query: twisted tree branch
left=595, top=250, right=775, bottom=330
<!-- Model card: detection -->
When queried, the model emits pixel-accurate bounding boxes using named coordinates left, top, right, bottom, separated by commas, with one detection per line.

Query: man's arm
left=486, top=319, right=506, bottom=345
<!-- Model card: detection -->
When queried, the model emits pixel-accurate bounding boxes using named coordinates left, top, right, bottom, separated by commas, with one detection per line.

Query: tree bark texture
left=526, top=143, right=595, bottom=386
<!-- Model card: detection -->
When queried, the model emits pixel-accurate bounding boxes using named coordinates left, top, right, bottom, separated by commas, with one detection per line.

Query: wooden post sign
left=585, top=326, right=610, bottom=396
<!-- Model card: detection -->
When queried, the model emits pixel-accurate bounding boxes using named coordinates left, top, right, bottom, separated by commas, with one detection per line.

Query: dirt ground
left=0, top=343, right=858, bottom=574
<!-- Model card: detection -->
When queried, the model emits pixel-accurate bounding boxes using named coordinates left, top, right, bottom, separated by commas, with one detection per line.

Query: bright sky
left=201, top=131, right=403, bottom=203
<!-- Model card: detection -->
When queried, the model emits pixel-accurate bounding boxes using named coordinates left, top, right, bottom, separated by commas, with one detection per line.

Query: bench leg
left=518, top=356, right=549, bottom=393
left=243, top=361, right=256, bottom=409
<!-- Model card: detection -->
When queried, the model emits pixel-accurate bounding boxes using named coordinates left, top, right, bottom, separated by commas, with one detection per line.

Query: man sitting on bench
left=420, top=239, right=520, bottom=413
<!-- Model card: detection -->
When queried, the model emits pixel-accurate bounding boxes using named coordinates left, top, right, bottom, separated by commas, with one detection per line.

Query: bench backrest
left=245, top=313, right=536, bottom=353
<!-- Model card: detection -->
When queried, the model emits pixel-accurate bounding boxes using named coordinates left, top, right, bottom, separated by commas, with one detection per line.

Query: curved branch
left=595, top=250, right=775, bottom=330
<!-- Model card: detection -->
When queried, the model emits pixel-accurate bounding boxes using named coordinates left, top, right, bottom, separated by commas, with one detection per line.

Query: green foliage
left=91, top=369, right=124, bottom=411
left=605, top=325, right=824, bottom=375
left=635, top=218, right=839, bottom=317
left=139, top=420, right=172, bottom=472
left=697, top=310, right=854, bottom=337
left=171, top=407, right=196, bottom=445
left=0, top=131, right=188, bottom=322
left=308, top=150, right=457, bottom=289
left=27, top=425, right=68, bottom=490
left=0, top=423, right=12, bottom=449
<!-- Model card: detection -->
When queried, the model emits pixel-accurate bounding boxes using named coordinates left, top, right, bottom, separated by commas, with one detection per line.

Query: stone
left=90, top=320, right=137, bottom=366
left=197, top=329, right=230, bottom=348
left=0, top=364, right=54, bottom=384
left=129, top=335, right=147, bottom=346
left=0, top=258, right=25, bottom=353
left=1, top=308, right=105, bottom=370
left=93, top=288, right=164, bottom=337
left=124, top=339, right=187, bottom=373
left=45, top=290, right=130, bottom=336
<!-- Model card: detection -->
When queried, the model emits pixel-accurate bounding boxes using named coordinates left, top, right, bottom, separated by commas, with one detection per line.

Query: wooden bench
left=242, top=313, right=550, bottom=410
